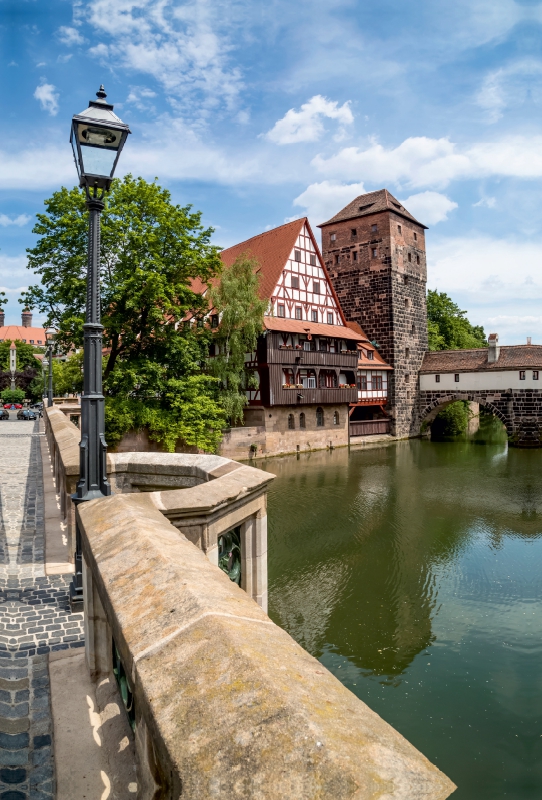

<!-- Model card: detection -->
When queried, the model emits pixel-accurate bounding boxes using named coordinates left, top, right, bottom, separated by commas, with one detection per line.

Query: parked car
left=17, top=409, right=37, bottom=421
left=3, top=403, right=22, bottom=410
left=0, top=409, right=9, bottom=420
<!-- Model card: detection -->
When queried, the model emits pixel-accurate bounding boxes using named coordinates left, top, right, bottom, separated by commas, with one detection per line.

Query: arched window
left=288, top=413, right=295, bottom=430
left=299, top=412, right=306, bottom=429
left=316, top=407, right=324, bottom=427
left=333, top=411, right=339, bottom=426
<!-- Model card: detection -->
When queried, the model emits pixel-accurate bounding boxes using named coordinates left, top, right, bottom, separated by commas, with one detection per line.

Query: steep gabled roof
left=318, top=189, right=427, bottom=229
left=219, top=219, right=306, bottom=301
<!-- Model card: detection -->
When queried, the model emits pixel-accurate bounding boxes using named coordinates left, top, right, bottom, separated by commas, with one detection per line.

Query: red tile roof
left=318, top=188, right=427, bottom=229
left=0, top=326, right=46, bottom=344
left=421, top=345, right=542, bottom=372
left=263, top=317, right=363, bottom=341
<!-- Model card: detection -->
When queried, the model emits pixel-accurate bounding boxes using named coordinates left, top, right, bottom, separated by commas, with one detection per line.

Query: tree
left=427, top=290, right=487, bottom=351
left=51, top=352, right=84, bottom=396
left=23, top=175, right=227, bottom=451
left=208, top=255, right=267, bottom=424
left=0, top=291, right=6, bottom=310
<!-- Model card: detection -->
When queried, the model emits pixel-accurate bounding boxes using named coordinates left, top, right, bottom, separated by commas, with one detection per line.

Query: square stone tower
left=318, top=189, right=428, bottom=437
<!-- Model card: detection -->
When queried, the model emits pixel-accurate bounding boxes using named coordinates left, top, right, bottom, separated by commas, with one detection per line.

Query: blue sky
left=1, top=0, right=542, bottom=343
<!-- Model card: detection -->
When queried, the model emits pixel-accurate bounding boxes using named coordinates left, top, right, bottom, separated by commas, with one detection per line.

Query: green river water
left=257, top=417, right=542, bottom=799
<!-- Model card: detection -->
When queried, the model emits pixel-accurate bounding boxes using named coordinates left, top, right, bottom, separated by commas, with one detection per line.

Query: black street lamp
left=69, top=86, right=131, bottom=610
left=45, top=327, right=55, bottom=407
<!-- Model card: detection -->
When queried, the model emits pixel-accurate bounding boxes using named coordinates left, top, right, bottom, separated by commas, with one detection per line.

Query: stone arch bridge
left=418, top=339, right=542, bottom=447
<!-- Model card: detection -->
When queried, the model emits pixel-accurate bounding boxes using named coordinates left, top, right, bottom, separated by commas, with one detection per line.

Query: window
left=295, top=307, right=302, bottom=320
left=367, top=350, right=374, bottom=360
left=358, top=374, right=367, bottom=391
left=299, top=369, right=316, bottom=388
left=405, top=373, right=410, bottom=383
left=405, top=298, right=410, bottom=309
left=333, top=411, right=339, bottom=426
left=372, top=375, right=383, bottom=391
left=319, top=339, right=328, bottom=352
left=291, top=275, right=299, bottom=289
left=210, top=314, right=219, bottom=329
left=327, top=312, right=334, bottom=325
left=353, top=251, right=358, bottom=262
left=411, top=324, right=416, bottom=334
left=311, top=309, right=318, bottom=322
left=404, top=275, right=409, bottom=285
left=405, top=347, right=410, bottom=358
left=534, top=371, right=539, bottom=380
left=414, top=232, right=418, bottom=241
left=277, top=304, right=285, bottom=317
left=319, top=370, right=337, bottom=388
left=435, top=374, right=440, bottom=383
left=316, top=407, right=324, bottom=427
left=335, top=254, right=340, bottom=264
left=310, top=254, right=316, bottom=266
left=398, top=224, right=402, bottom=234
left=520, top=370, right=526, bottom=380
left=294, top=250, right=301, bottom=262
left=372, top=248, right=377, bottom=258
left=313, top=281, right=320, bottom=294
left=288, top=414, right=295, bottom=430
left=371, top=224, right=378, bottom=232
left=408, top=252, right=412, bottom=263
left=37, top=340, right=42, bottom=344
left=416, top=255, right=420, bottom=265
left=30, top=339, right=34, bottom=344
left=299, top=412, right=306, bottom=428
left=454, top=374, right=460, bottom=382
left=283, top=369, right=295, bottom=386
left=330, top=233, right=336, bottom=242
left=351, top=228, right=357, bottom=237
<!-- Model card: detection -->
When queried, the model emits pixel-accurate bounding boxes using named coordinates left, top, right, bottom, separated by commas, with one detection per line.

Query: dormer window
left=367, top=350, right=374, bottom=360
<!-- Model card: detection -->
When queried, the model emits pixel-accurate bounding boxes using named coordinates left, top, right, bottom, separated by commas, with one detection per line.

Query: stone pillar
left=83, top=555, right=111, bottom=680
left=241, top=512, right=268, bottom=613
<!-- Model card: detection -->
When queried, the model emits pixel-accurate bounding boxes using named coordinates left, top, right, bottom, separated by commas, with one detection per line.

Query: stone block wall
left=321, top=210, right=428, bottom=438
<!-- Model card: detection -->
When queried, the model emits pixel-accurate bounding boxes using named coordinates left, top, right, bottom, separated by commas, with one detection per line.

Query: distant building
left=0, top=308, right=46, bottom=347
left=319, top=189, right=428, bottom=438
left=205, top=218, right=372, bottom=458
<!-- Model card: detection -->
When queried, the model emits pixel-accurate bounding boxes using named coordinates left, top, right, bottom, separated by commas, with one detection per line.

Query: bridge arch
left=419, top=392, right=509, bottom=433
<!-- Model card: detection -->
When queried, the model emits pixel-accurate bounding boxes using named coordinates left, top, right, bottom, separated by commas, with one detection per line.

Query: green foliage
left=23, top=176, right=227, bottom=451
left=51, top=353, right=84, bottom=396
left=1, top=388, right=25, bottom=404
left=208, top=255, right=267, bottom=424
left=0, top=291, right=6, bottom=309
left=427, top=290, right=487, bottom=351
left=0, top=340, right=40, bottom=371
left=434, top=401, right=470, bottom=437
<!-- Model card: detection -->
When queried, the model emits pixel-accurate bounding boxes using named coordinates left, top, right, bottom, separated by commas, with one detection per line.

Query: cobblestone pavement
left=0, top=419, right=84, bottom=799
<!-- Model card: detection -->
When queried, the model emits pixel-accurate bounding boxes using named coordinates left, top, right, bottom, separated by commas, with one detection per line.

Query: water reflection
left=258, top=437, right=542, bottom=799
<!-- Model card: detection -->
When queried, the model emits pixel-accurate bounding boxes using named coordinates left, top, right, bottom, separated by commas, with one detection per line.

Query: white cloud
left=400, top=191, right=457, bottom=226
left=34, top=83, right=59, bottom=116
left=57, top=26, right=86, bottom=46
left=126, top=85, right=157, bottom=111
left=476, top=58, right=542, bottom=123
left=0, top=255, right=28, bottom=287
left=313, top=135, right=542, bottom=190
left=265, top=95, right=353, bottom=145
left=0, top=146, right=74, bottom=190
left=292, top=181, right=365, bottom=224
left=0, top=215, right=31, bottom=227
left=473, top=196, right=496, bottom=208
left=86, top=0, right=243, bottom=118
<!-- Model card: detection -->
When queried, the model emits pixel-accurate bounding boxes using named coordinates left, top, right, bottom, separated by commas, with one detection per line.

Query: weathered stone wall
left=419, top=389, right=542, bottom=446
left=79, top=492, right=455, bottom=800
left=321, top=210, right=428, bottom=438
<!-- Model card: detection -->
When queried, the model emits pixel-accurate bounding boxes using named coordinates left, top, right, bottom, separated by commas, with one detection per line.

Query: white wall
left=420, top=369, right=540, bottom=391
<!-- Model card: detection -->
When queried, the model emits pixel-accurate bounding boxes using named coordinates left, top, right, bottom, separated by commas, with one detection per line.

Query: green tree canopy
left=0, top=291, right=6, bottom=309
left=427, top=290, right=487, bottom=351
left=23, top=176, right=228, bottom=452
left=0, top=340, right=40, bottom=372
left=208, top=255, right=267, bottom=424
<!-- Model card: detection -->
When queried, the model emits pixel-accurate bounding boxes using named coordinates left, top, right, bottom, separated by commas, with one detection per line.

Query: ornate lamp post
left=45, top=328, right=56, bottom=407
left=68, top=86, right=131, bottom=610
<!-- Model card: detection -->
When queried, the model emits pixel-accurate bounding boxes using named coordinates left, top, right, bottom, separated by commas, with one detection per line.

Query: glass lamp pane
left=80, top=145, right=117, bottom=178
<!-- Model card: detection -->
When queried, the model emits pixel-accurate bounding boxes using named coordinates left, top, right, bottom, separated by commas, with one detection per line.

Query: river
left=257, top=417, right=542, bottom=799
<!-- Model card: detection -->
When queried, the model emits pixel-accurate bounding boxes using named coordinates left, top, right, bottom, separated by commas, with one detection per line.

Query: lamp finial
left=96, top=85, right=107, bottom=100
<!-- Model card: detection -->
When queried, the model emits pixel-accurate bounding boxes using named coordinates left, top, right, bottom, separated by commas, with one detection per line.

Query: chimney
left=0, top=308, right=4, bottom=328
left=488, top=333, right=500, bottom=363
left=21, top=308, right=32, bottom=328
left=527, top=337, right=532, bottom=345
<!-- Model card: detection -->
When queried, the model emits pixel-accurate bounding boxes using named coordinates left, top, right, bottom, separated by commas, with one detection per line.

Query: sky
left=1, top=0, right=542, bottom=343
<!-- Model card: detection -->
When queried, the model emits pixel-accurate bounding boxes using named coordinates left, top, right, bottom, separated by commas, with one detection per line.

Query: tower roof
left=318, top=189, right=427, bottom=229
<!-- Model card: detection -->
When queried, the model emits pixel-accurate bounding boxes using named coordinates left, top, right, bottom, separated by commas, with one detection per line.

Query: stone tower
left=318, top=189, right=428, bottom=437
left=22, top=308, right=32, bottom=328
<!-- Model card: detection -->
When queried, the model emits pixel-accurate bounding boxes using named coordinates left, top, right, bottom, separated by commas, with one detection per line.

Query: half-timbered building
left=217, top=218, right=370, bottom=457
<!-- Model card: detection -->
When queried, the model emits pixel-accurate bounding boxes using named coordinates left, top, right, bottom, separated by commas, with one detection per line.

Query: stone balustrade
left=79, top=492, right=455, bottom=800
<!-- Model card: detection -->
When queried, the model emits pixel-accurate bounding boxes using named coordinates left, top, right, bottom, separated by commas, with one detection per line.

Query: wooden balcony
left=270, top=384, right=358, bottom=406
left=267, top=345, right=358, bottom=369
left=350, top=420, right=390, bottom=436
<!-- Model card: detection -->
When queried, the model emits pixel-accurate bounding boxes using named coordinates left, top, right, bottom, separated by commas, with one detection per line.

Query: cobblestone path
left=0, top=420, right=84, bottom=799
